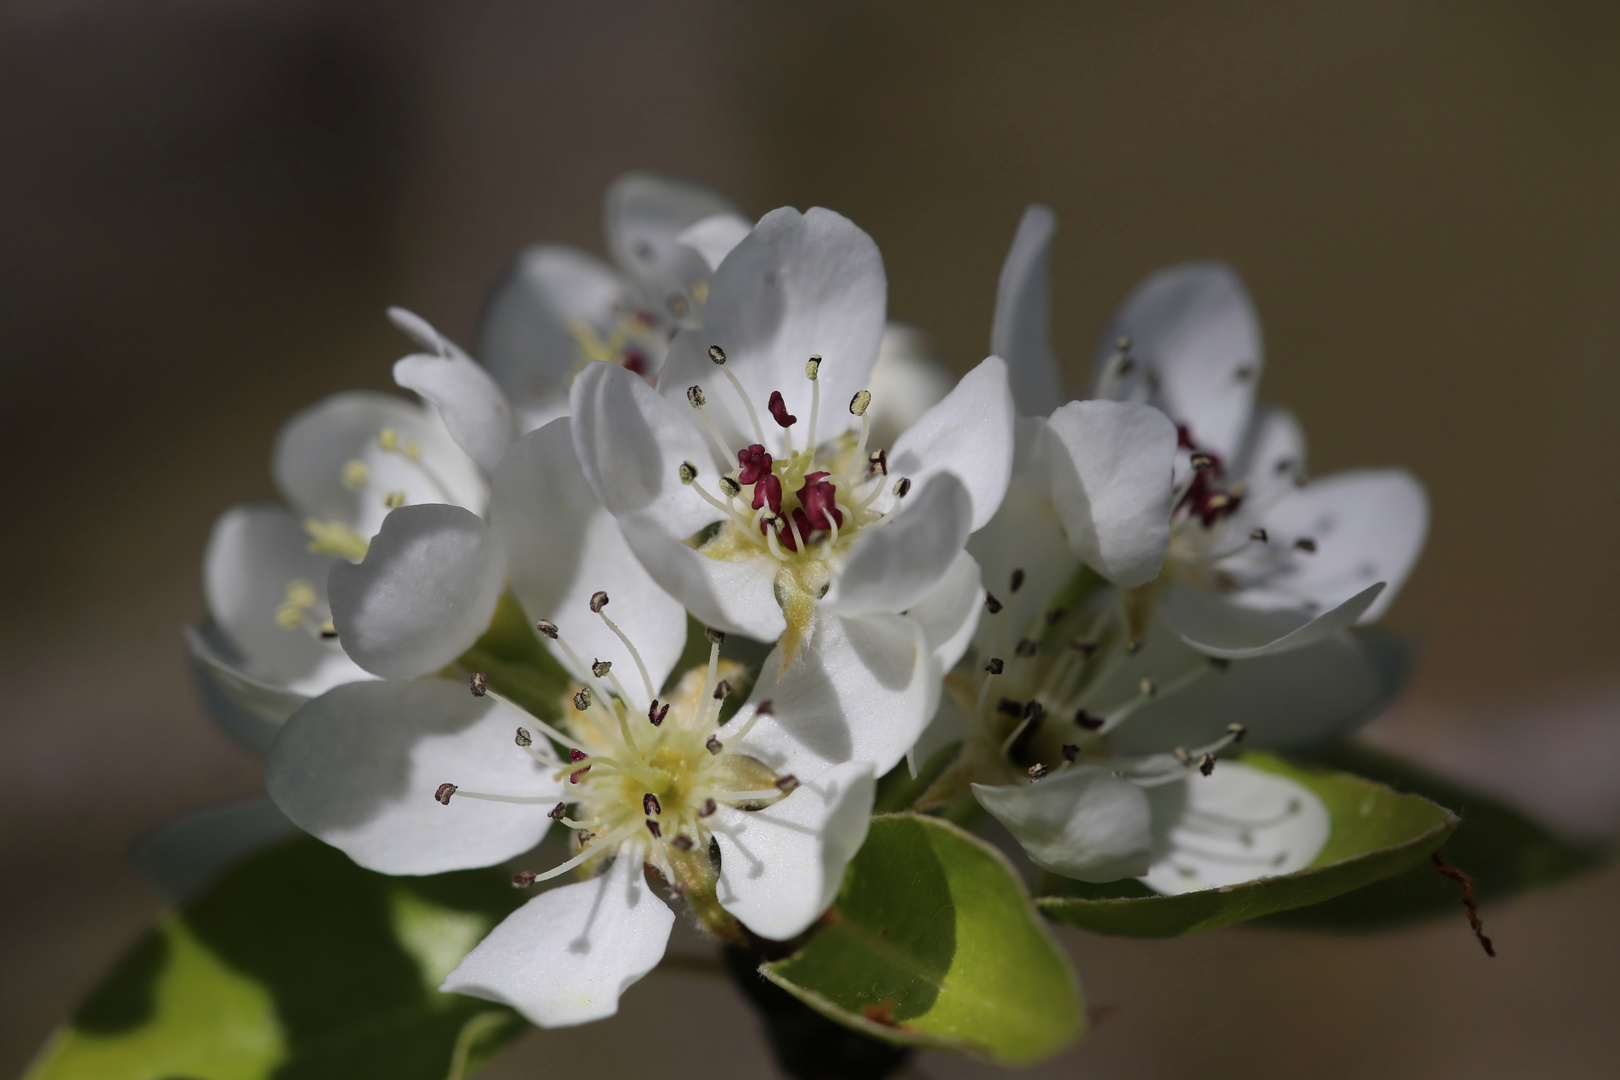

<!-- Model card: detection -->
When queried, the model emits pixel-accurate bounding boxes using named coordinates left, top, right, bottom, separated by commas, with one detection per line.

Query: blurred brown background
left=3, top=1, right=1617, bottom=1076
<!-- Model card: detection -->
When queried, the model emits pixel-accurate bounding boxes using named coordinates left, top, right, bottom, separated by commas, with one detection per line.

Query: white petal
left=130, top=796, right=298, bottom=903
left=1160, top=576, right=1385, bottom=659
left=605, top=171, right=740, bottom=304
left=1044, top=399, right=1178, bottom=588
left=657, top=206, right=887, bottom=455
left=1141, top=763, right=1329, bottom=895
left=908, top=696, right=972, bottom=780
left=621, top=524, right=786, bottom=641
left=1107, top=624, right=1411, bottom=754
left=185, top=622, right=317, bottom=754
left=570, top=360, right=720, bottom=537
left=990, top=204, right=1064, bottom=417
left=202, top=503, right=371, bottom=693
left=328, top=504, right=507, bottom=678
left=476, top=245, right=630, bottom=424
left=266, top=680, right=558, bottom=875
left=273, top=391, right=486, bottom=534
left=1239, top=469, right=1429, bottom=624
left=972, top=768, right=1152, bottom=882
left=677, top=212, right=754, bottom=272
left=391, top=312, right=519, bottom=474
left=1092, top=261, right=1261, bottom=462
left=901, top=551, right=985, bottom=769
left=711, top=760, right=876, bottom=940
left=885, top=355, right=1016, bottom=531
left=729, top=610, right=932, bottom=778
left=1228, top=402, right=1307, bottom=511
left=490, top=419, right=688, bottom=704
left=442, top=853, right=673, bottom=1027
left=965, top=416, right=1080, bottom=639
left=821, top=472, right=973, bottom=617
left=864, top=322, right=955, bottom=450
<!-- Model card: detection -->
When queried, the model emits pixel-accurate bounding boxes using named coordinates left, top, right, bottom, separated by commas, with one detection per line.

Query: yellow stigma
left=341, top=458, right=370, bottom=491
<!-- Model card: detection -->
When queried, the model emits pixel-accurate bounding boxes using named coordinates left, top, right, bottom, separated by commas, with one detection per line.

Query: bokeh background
left=4, top=1, right=1618, bottom=1076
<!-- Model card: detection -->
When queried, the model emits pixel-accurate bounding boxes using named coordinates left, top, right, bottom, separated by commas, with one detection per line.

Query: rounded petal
left=130, top=795, right=297, bottom=904
left=1160, top=577, right=1385, bottom=659
left=1044, top=399, right=1178, bottom=587
left=966, top=416, right=1081, bottom=638
left=712, top=760, right=876, bottom=940
left=1141, top=763, right=1329, bottom=894
left=1092, top=261, right=1261, bottom=462
left=185, top=622, right=319, bottom=755
left=729, top=610, right=932, bottom=778
left=266, top=680, right=558, bottom=875
left=885, top=355, right=1016, bottom=531
left=972, top=768, right=1152, bottom=882
left=864, top=322, right=955, bottom=450
left=1229, top=402, right=1307, bottom=510
left=390, top=311, right=520, bottom=474
left=476, top=244, right=630, bottom=425
left=1241, top=468, right=1429, bottom=624
left=905, top=549, right=985, bottom=681
left=443, top=853, right=673, bottom=1027
left=328, top=504, right=507, bottom=678
left=605, top=171, right=740, bottom=303
left=273, top=391, right=486, bottom=534
left=620, top=522, right=786, bottom=641
left=490, top=419, right=688, bottom=703
left=202, top=503, right=371, bottom=694
left=677, top=212, right=753, bottom=272
left=658, top=206, right=887, bottom=454
left=570, top=360, right=720, bottom=536
left=821, top=472, right=973, bottom=617
left=990, top=204, right=1064, bottom=417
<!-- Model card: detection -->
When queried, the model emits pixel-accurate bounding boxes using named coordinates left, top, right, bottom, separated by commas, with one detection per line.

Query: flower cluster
left=191, top=176, right=1428, bottom=1030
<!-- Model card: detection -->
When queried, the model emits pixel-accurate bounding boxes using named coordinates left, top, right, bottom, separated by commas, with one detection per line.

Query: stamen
left=1075, top=708, right=1104, bottom=731
left=644, top=793, right=662, bottom=816
left=547, top=802, right=566, bottom=819
left=511, top=870, right=538, bottom=888
left=869, top=448, right=887, bottom=475
left=573, top=688, right=592, bottom=711
left=718, top=476, right=741, bottom=497
left=1028, top=763, right=1049, bottom=781
left=515, top=727, right=532, bottom=747
left=712, top=679, right=732, bottom=701
left=1010, top=568, right=1026, bottom=593
left=985, top=593, right=1004, bottom=614
left=849, top=390, right=871, bottom=416
left=1061, top=744, right=1080, bottom=762
left=1199, top=753, right=1217, bottom=776
left=590, top=591, right=609, bottom=613
left=468, top=671, right=488, bottom=697
left=435, top=783, right=457, bottom=805
left=648, top=700, right=669, bottom=726
left=1250, top=528, right=1268, bottom=543
left=706, top=735, right=724, bottom=755
left=805, top=355, right=822, bottom=447
left=441, top=787, right=559, bottom=806
left=985, top=657, right=1005, bottom=675
left=775, top=774, right=800, bottom=794
left=536, top=619, right=559, bottom=639
left=893, top=477, right=911, bottom=498
left=699, top=798, right=718, bottom=817
left=1295, top=537, right=1318, bottom=553
left=592, top=659, right=612, bottom=678
left=672, top=835, right=695, bottom=851
left=1015, top=639, right=1038, bottom=658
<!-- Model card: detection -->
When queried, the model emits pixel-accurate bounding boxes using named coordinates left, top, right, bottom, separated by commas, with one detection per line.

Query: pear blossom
left=569, top=205, right=1015, bottom=701
left=267, top=560, right=932, bottom=1026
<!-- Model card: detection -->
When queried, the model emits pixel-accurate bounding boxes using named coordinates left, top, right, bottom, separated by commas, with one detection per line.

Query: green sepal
left=1037, top=752, right=1459, bottom=937
left=25, top=837, right=528, bottom=1080
left=1261, top=743, right=1609, bottom=930
left=762, top=814, right=1085, bottom=1065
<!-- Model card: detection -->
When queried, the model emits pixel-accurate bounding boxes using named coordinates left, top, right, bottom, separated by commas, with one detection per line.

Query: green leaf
left=26, top=837, right=529, bottom=1080
left=1037, top=751, right=1459, bottom=937
left=762, top=814, right=1085, bottom=1065
left=1261, top=743, right=1609, bottom=930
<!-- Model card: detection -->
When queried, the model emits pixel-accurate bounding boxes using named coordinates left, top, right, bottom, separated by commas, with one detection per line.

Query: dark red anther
left=568, top=748, right=589, bottom=762
left=797, top=472, right=843, bottom=531
left=1075, top=709, right=1105, bottom=730
left=569, top=765, right=592, bottom=784
left=767, top=390, right=797, bottom=427
left=648, top=700, right=669, bottom=726
left=738, top=444, right=773, bottom=485
left=752, top=473, right=783, bottom=515
left=622, top=350, right=650, bottom=377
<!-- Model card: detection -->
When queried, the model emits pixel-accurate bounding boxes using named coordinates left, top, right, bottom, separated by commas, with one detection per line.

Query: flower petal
left=677, top=212, right=754, bottom=272
left=972, top=768, right=1152, bottom=882
left=885, top=355, right=1016, bottom=531
left=864, top=322, right=955, bottom=451
left=1229, top=402, right=1307, bottom=511
left=390, top=310, right=520, bottom=474
left=966, top=415, right=1080, bottom=638
left=1141, top=764, right=1329, bottom=894
left=202, top=503, right=370, bottom=694
left=1043, top=399, right=1178, bottom=588
left=570, top=360, right=719, bottom=536
left=272, top=390, right=486, bottom=534
left=490, top=419, right=687, bottom=704
left=904, top=549, right=985, bottom=680
left=130, top=796, right=298, bottom=904
left=605, top=171, right=740, bottom=305
left=990, top=204, right=1064, bottom=417
left=1238, top=469, right=1429, bottom=624
left=657, top=206, right=887, bottom=455
left=711, top=760, right=876, bottom=940
left=1092, top=261, right=1261, bottom=463
left=442, top=853, right=674, bottom=1027
left=328, top=504, right=507, bottom=678
left=821, top=471, right=973, bottom=617
left=185, top=622, right=317, bottom=754
left=266, top=679, right=558, bottom=875
left=728, top=609, right=932, bottom=778
left=621, top=524, right=786, bottom=641
left=1160, top=576, right=1385, bottom=659
left=476, top=244, right=629, bottom=428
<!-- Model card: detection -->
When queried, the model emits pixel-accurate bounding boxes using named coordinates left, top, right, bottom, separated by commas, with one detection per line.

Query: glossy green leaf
left=25, top=837, right=529, bottom=1080
left=1038, top=752, right=1459, bottom=937
left=1262, top=743, right=1609, bottom=930
left=763, top=814, right=1085, bottom=1065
